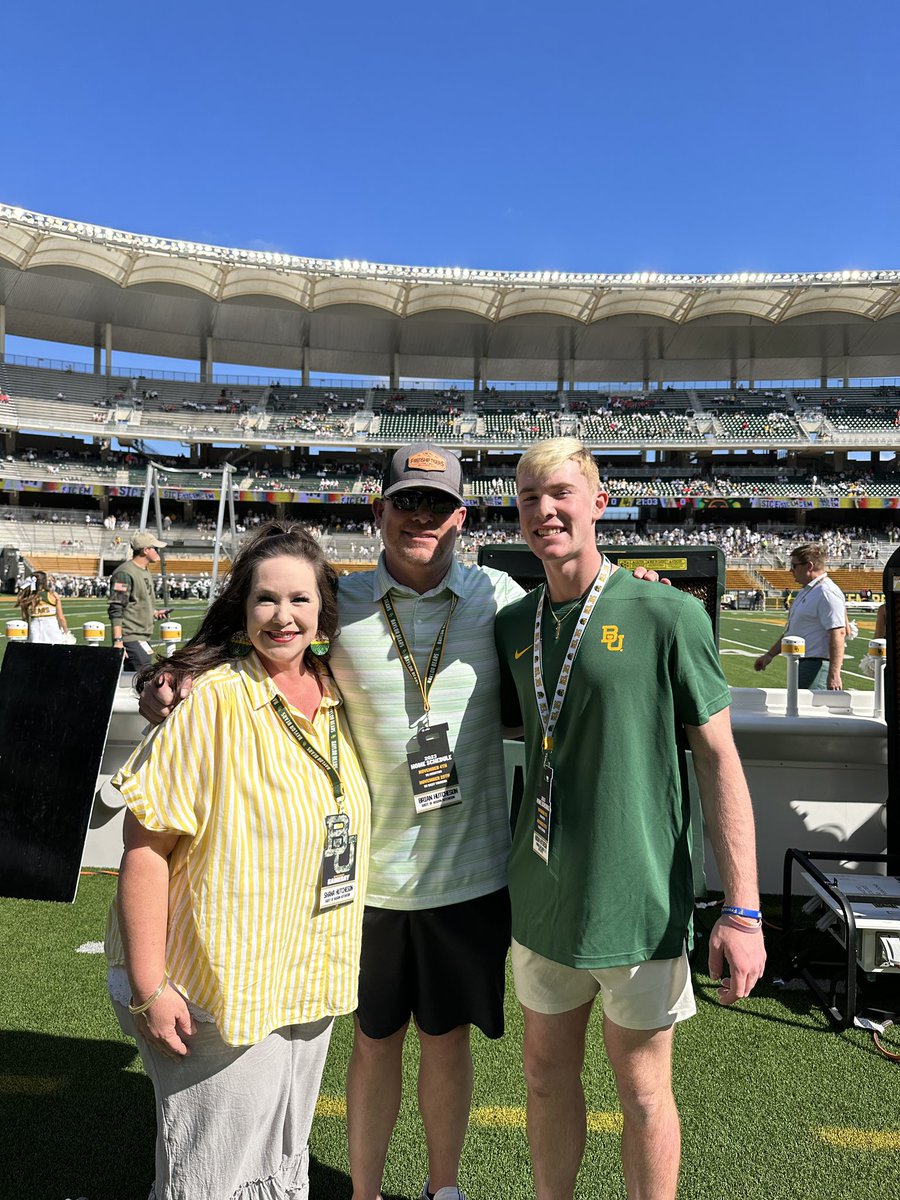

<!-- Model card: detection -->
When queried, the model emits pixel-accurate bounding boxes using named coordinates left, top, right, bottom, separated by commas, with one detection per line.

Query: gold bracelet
left=128, top=975, right=169, bottom=1016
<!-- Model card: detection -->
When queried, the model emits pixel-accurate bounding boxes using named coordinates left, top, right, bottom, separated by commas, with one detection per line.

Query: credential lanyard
left=533, top=558, right=613, bottom=760
left=380, top=592, right=458, bottom=723
left=271, top=694, right=344, bottom=809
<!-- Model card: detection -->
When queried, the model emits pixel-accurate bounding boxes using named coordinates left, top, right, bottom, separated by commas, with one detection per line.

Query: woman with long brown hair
left=105, top=521, right=370, bottom=1200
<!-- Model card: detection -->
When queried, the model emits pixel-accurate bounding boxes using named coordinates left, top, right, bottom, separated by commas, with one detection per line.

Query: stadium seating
left=726, top=569, right=761, bottom=590
left=373, top=414, right=468, bottom=441
left=712, top=411, right=801, bottom=440
left=580, top=413, right=697, bottom=442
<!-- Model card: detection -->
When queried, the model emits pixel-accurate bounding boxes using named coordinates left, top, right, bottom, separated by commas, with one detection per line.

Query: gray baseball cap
left=131, top=531, right=167, bottom=552
left=381, top=443, right=465, bottom=502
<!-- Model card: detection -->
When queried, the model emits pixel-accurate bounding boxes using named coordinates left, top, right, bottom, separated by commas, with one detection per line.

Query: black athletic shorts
left=356, top=887, right=511, bottom=1040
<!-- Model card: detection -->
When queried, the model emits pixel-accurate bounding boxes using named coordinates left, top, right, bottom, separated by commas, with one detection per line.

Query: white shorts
left=511, top=938, right=696, bottom=1030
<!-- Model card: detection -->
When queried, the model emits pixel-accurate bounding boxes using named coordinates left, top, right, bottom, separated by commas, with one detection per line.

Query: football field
left=0, top=601, right=892, bottom=1200
left=717, top=609, right=878, bottom=691
left=2, top=873, right=897, bottom=1200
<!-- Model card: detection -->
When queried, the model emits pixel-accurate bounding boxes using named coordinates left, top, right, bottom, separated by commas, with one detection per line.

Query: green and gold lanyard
left=380, top=592, right=459, bottom=727
left=271, top=694, right=344, bottom=808
left=271, top=693, right=358, bottom=907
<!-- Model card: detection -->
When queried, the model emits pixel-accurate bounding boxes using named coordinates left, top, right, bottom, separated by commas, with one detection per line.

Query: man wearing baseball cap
left=108, top=531, right=169, bottom=671
left=334, top=442, right=523, bottom=1200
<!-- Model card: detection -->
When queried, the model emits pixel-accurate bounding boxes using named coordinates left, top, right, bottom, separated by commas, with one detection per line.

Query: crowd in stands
left=456, top=520, right=894, bottom=566
left=270, top=413, right=357, bottom=438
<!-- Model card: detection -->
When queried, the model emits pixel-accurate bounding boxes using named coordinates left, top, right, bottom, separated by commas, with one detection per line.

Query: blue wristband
left=721, top=904, right=761, bottom=920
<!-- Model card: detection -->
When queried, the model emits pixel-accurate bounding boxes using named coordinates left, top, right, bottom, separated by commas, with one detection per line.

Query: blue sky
left=5, top=0, right=900, bottom=395
left=6, top=0, right=899, bottom=277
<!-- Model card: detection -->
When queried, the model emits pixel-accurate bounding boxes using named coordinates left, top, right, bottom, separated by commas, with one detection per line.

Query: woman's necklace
left=548, top=597, right=584, bottom=642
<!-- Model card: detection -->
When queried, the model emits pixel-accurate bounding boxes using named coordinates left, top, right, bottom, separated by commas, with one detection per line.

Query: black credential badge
left=407, top=722, right=462, bottom=813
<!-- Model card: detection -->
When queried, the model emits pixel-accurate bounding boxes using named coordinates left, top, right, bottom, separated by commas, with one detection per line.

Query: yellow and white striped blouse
left=105, top=652, right=370, bottom=1047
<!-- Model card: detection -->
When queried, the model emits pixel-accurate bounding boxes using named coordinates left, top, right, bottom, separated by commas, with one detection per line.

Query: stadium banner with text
left=0, top=480, right=106, bottom=496
left=0, top=480, right=897, bottom=509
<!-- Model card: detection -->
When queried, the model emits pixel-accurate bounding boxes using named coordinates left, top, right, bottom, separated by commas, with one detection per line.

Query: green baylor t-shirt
left=495, top=568, right=731, bottom=970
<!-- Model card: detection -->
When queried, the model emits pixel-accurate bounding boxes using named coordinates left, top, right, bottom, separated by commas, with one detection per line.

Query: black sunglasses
left=387, top=490, right=461, bottom=515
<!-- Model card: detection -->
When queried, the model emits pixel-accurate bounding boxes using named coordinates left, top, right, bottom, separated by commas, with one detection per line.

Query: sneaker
left=420, top=1181, right=467, bottom=1200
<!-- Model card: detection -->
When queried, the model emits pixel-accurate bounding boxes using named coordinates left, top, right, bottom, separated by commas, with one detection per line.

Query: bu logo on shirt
left=601, top=624, right=624, bottom=652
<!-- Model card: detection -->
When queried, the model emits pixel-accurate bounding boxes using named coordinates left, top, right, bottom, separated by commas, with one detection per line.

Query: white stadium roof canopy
left=2, top=204, right=900, bottom=384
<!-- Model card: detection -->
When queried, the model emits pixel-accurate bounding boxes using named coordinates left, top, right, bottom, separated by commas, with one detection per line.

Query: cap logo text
left=407, top=451, right=447, bottom=472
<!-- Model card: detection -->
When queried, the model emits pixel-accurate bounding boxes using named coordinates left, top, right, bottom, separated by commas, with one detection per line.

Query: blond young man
left=495, top=437, right=766, bottom=1200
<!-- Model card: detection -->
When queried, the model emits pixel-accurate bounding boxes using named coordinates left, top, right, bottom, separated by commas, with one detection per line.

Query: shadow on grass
left=693, top=976, right=900, bottom=1066
left=0, top=1030, right=412, bottom=1200
left=0, top=1029, right=153, bottom=1200
left=309, top=1159, right=407, bottom=1200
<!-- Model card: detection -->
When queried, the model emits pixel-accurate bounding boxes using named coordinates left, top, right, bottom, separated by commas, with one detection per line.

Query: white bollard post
left=83, top=621, right=106, bottom=647
left=160, top=621, right=182, bottom=659
left=5, top=619, right=28, bottom=642
left=782, top=635, right=805, bottom=717
left=869, top=638, right=887, bottom=719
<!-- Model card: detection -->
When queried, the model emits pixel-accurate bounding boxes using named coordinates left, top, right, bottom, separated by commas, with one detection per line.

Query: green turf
left=0, top=600, right=879, bottom=692
left=0, top=602, right=886, bottom=1195
left=2, top=877, right=898, bottom=1200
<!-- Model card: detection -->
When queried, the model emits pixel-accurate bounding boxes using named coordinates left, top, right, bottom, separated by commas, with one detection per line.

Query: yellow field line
left=587, top=1111, right=624, bottom=1133
left=0, top=1074, right=64, bottom=1096
left=818, top=1126, right=900, bottom=1151
left=316, top=1096, right=621, bottom=1133
left=471, top=1105, right=526, bottom=1128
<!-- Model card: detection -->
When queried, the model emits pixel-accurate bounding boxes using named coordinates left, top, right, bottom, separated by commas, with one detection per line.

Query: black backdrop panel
left=477, top=544, right=725, bottom=644
left=0, top=644, right=123, bottom=902
left=883, top=551, right=900, bottom=857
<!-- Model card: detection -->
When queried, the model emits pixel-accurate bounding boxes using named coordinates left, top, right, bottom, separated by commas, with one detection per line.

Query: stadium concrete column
left=202, top=338, right=214, bottom=384
left=0, top=303, right=5, bottom=361
left=301, top=345, right=310, bottom=387
left=391, top=353, right=400, bottom=390
left=104, top=323, right=113, bottom=377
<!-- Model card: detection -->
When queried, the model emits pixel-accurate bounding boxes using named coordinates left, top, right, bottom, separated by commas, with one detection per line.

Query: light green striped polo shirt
left=331, top=555, right=525, bottom=910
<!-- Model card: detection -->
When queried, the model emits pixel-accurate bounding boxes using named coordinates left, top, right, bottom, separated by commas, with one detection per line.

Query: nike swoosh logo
left=514, top=646, right=533, bottom=660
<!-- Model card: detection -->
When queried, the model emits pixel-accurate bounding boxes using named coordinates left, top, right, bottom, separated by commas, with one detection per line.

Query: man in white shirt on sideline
left=754, top=542, right=846, bottom=689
